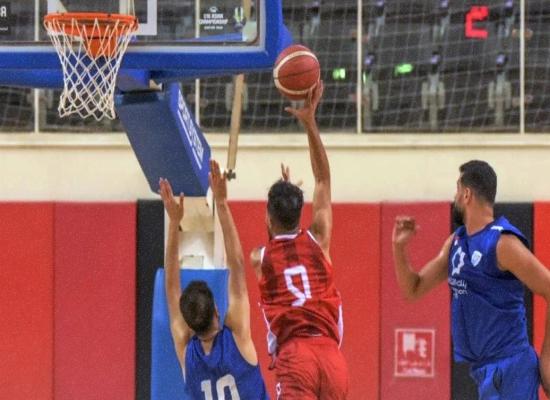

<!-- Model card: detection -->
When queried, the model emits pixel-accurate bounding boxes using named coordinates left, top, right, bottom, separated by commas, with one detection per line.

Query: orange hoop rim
left=44, top=12, right=138, bottom=35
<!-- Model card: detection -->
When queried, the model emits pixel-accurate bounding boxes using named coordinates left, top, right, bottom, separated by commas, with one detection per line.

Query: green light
left=394, top=63, right=414, bottom=76
left=332, top=68, right=347, bottom=81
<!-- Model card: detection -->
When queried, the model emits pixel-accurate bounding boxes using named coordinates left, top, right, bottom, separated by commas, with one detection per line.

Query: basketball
left=273, top=44, right=321, bottom=100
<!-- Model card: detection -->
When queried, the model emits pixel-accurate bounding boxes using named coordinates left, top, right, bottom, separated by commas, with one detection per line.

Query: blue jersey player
left=159, top=159, right=268, bottom=400
left=392, top=160, right=550, bottom=399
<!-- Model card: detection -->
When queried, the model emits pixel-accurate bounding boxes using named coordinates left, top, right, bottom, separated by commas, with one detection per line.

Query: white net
left=44, top=14, right=138, bottom=121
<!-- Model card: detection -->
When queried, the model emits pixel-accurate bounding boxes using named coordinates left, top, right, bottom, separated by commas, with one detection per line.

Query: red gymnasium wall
left=0, top=201, right=544, bottom=400
left=0, top=203, right=55, bottom=400
left=0, top=202, right=136, bottom=400
left=54, top=203, right=136, bottom=400
left=380, top=203, right=451, bottom=400
left=535, top=202, right=550, bottom=400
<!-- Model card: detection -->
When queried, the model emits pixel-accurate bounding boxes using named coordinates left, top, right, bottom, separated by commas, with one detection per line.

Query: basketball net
left=44, top=13, right=138, bottom=120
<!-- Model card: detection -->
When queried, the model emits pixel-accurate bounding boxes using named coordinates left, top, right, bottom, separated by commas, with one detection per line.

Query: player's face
left=452, top=178, right=465, bottom=226
left=265, top=211, right=273, bottom=239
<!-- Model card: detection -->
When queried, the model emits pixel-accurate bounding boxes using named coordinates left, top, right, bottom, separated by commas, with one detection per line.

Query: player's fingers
left=285, top=107, right=298, bottom=117
left=306, top=86, right=314, bottom=106
left=313, top=80, right=324, bottom=104
left=179, top=193, right=184, bottom=209
left=210, top=159, right=218, bottom=177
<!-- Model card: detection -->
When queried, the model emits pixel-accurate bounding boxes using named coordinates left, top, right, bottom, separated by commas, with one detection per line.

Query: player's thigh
left=471, top=348, right=540, bottom=400
left=319, top=345, right=349, bottom=400
left=275, top=340, right=319, bottom=399
left=470, top=364, right=501, bottom=400
left=498, top=347, right=540, bottom=400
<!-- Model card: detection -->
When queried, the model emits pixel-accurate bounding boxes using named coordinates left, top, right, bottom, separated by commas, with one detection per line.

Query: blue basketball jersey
left=448, top=216, right=530, bottom=364
left=184, top=325, right=269, bottom=400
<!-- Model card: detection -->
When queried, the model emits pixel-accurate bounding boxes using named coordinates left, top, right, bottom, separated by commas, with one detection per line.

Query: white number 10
left=200, top=374, right=240, bottom=400
left=284, top=265, right=312, bottom=306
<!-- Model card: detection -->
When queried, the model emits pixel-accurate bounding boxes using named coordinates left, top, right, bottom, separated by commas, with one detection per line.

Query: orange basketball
left=273, top=44, right=321, bottom=100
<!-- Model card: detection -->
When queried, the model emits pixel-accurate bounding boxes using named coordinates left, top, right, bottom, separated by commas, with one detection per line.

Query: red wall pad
left=534, top=202, right=550, bottom=400
left=231, top=201, right=381, bottom=400
left=54, top=203, right=136, bottom=400
left=0, top=203, right=54, bottom=400
left=380, top=203, right=451, bottom=400
left=331, top=204, right=381, bottom=400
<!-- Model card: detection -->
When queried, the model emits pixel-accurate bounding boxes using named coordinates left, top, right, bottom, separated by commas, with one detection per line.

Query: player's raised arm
left=496, top=235, right=550, bottom=395
left=209, top=161, right=255, bottom=357
left=159, top=178, right=191, bottom=368
left=392, top=216, right=451, bottom=301
left=285, top=81, right=331, bottom=253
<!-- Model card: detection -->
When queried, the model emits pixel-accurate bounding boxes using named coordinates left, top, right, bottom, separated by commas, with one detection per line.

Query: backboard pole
left=226, top=0, right=252, bottom=180
left=34, top=0, right=40, bottom=134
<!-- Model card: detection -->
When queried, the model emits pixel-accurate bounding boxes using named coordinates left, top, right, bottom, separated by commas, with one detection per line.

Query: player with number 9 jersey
left=258, top=230, right=343, bottom=353
left=251, top=82, right=348, bottom=399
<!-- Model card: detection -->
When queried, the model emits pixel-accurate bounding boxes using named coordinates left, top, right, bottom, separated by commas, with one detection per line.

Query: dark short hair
left=459, top=160, right=497, bottom=204
left=180, top=280, right=215, bottom=335
left=267, top=180, right=304, bottom=231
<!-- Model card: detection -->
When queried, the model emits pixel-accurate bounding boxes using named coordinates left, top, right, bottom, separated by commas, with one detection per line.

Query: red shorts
left=273, top=336, right=349, bottom=400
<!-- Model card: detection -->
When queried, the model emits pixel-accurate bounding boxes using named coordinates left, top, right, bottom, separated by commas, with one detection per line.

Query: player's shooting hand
left=285, top=80, right=324, bottom=126
left=392, top=216, right=418, bottom=247
left=159, top=178, right=184, bottom=223
left=209, top=159, right=227, bottom=203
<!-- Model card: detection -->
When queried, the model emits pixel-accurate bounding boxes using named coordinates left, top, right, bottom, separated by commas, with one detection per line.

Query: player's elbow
left=402, top=291, right=423, bottom=303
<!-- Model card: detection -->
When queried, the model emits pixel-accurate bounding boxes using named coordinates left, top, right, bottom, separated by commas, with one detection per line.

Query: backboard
left=0, top=0, right=291, bottom=87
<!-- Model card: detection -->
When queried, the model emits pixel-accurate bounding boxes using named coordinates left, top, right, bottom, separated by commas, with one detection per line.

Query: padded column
left=0, top=203, right=54, bottom=400
left=136, top=200, right=165, bottom=400
left=54, top=203, right=136, bottom=400
left=150, top=268, right=229, bottom=400
left=380, top=203, right=451, bottom=400
left=534, top=202, right=550, bottom=400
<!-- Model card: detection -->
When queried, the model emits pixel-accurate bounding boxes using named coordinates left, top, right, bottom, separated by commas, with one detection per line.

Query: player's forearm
left=304, top=118, right=330, bottom=185
left=392, top=243, right=421, bottom=301
left=165, top=221, right=182, bottom=295
left=215, top=200, right=245, bottom=275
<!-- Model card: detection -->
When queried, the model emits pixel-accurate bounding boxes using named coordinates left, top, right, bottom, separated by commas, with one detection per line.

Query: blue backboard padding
left=0, top=1, right=292, bottom=77
left=115, top=82, right=211, bottom=196
left=151, top=268, right=229, bottom=400
left=0, top=69, right=63, bottom=88
left=117, top=69, right=152, bottom=92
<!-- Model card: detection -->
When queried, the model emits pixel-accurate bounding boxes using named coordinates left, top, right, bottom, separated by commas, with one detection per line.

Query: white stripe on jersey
left=261, top=306, right=278, bottom=354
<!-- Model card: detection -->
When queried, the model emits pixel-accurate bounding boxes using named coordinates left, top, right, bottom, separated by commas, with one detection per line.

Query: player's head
left=266, top=180, right=304, bottom=234
left=180, top=280, right=219, bottom=338
left=453, top=160, right=497, bottom=225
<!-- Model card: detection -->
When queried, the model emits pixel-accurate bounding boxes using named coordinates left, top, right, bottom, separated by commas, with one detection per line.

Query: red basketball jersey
left=259, top=230, right=343, bottom=354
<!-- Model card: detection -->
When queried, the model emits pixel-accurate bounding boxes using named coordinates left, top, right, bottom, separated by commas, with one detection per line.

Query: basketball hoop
left=44, top=13, right=138, bottom=120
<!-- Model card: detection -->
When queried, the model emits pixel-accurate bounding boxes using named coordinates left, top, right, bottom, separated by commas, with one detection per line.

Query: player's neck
left=464, top=206, right=494, bottom=236
left=271, top=226, right=300, bottom=237
left=199, top=327, right=220, bottom=355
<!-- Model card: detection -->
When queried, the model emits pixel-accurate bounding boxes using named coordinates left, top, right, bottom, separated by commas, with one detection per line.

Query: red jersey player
left=250, top=81, right=349, bottom=399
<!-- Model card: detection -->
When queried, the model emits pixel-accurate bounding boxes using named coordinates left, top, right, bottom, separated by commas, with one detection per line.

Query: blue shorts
left=470, top=347, right=540, bottom=400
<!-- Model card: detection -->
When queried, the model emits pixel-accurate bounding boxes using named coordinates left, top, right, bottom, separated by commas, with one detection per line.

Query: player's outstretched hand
left=281, top=163, right=290, bottom=182
left=209, top=159, right=227, bottom=203
left=280, top=163, right=303, bottom=187
left=285, top=80, right=324, bottom=127
left=159, top=178, right=184, bottom=223
left=392, top=216, right=418, bottom=247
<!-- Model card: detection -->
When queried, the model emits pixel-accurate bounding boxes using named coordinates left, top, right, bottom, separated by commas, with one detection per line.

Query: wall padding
left=0, top=203, right=54, bottom=400
left=54, top=203, right=136, bottom=400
